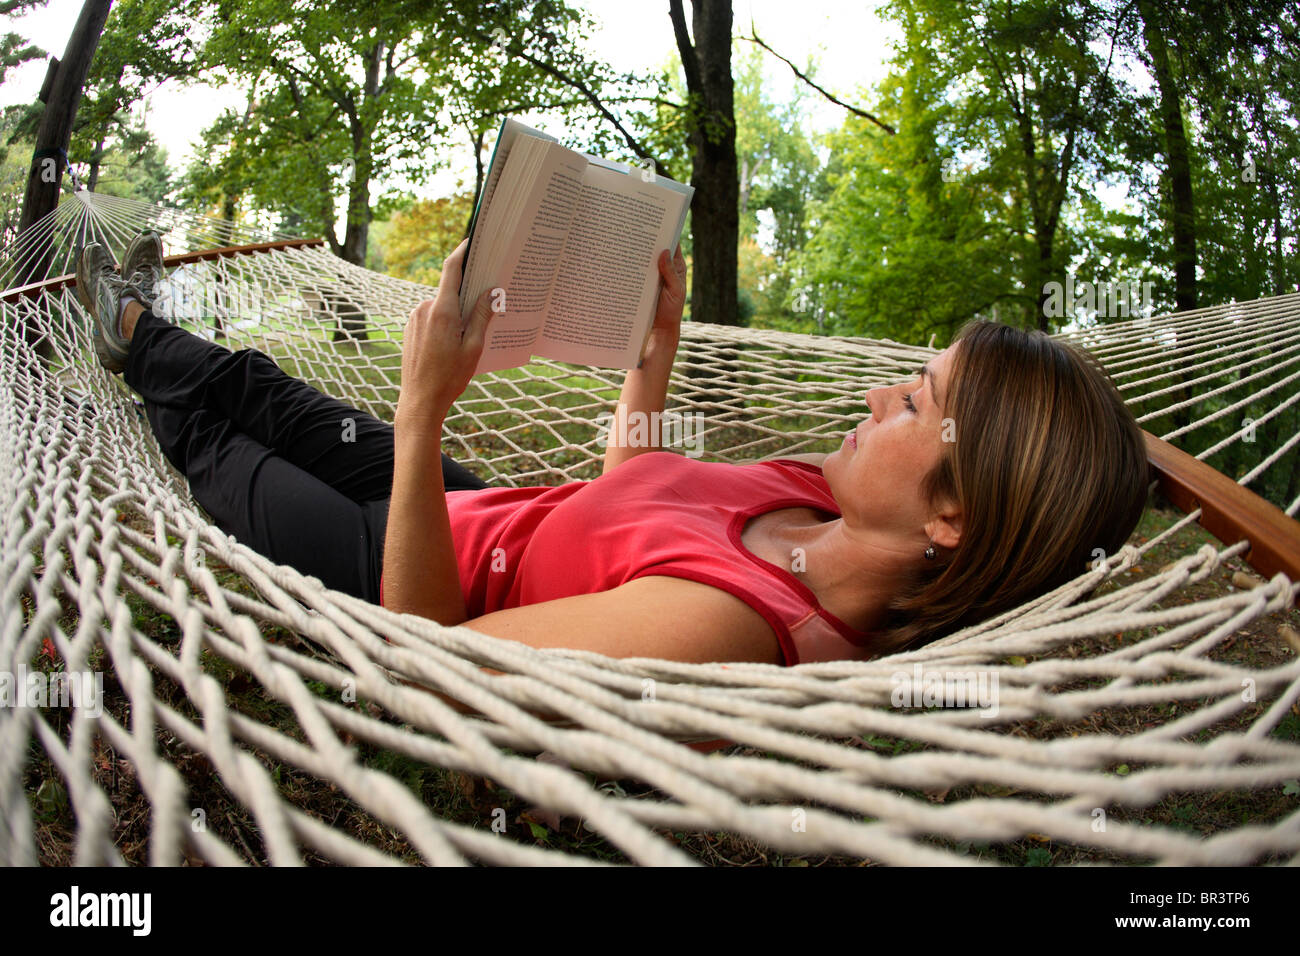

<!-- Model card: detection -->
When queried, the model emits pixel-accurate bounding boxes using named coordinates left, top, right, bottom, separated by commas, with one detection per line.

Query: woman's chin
left=820, top=445, right=845, bottom=482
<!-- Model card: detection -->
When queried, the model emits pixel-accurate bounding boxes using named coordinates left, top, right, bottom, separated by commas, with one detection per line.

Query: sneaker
left=120, top=231, right=165, bottom=306
left=76, top=242, right=149, bottom=374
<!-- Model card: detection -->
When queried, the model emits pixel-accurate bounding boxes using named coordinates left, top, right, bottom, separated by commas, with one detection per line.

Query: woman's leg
left=122, top=309, right=493, bottom=599
left=123, top=309, right=490, bottom=498
left=143, top=400, right=385, bottom=601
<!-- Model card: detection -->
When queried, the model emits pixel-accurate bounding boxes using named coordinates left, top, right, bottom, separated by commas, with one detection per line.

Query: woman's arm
left=409, top=577, right=782, bottom=718
left=383, top=240, right=494, bottom=623
left=461, top=576, right=783, bottom=664
left=602, top=247, right=687, bottom=475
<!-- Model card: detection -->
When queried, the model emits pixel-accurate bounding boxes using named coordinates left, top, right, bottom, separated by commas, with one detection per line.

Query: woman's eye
left=904, top=392, right=917, bottom=412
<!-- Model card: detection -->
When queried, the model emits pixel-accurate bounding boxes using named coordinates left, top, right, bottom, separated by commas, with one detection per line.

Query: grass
left=18, top=333, right=1300, bottom=867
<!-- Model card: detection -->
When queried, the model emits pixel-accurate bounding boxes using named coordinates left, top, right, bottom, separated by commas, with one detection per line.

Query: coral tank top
left=380, top=452, right=874, bottom=665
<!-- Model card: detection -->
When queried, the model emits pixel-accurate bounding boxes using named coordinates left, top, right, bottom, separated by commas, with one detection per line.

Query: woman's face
left=822, top=345, right=962, bottom=551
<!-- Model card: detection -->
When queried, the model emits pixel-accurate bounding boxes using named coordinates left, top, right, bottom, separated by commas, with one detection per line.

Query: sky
left=0, top=0, right=901, bottom=198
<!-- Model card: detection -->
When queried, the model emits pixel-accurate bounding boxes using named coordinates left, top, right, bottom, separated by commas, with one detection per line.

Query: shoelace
left=112, top=269, right=157, bottom=310
left=120, top=267, right=159, bottom=292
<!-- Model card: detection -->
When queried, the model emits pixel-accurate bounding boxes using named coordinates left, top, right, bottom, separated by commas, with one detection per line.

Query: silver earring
left=924, top=540, right=936, bottom=560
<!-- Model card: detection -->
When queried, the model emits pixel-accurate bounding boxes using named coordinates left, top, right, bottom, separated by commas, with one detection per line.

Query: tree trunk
left=341, top=154, right=372, bottom=269
left=17, top=0, right=111, bottom=239
left=1139, top=0, right=1197, bottom=434
left=671, top=0, right=739, bottom=327
left=1139, top=0, right=1197, bottom=313
left=1283, top=403, right=1300, bottom=508
left=332, top=38, right=383, bottom=342
left=339, top=38, right=382, bottom=270
left=15, top=0, right=112, bottom=358
left=336, top=157, right=371, bottom=342
left=466, top=126, right=486, bottom=240
left=87, top=134, right=104, bottom=191
left=1251, top=65, right=1285, bottom=297
left=1036, top=237, right=1054, bottom=332
left=211, top=192, right=240, bottom=340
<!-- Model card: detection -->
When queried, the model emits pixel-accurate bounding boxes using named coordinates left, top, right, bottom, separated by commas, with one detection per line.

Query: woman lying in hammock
left=78, top=232, right=1149, bottom=666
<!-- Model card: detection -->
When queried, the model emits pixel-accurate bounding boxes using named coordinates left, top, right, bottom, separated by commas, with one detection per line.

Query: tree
left=380, top=192, right=475, bottom=285
left=0, top=106, right=37, bottom=250
left=69, top=0, right=202, bottom=194
left=182, top=0, right=454, bottom=267
left=11, top=0, right=110, bottom=361
left=0, top=0, right=46, bottom=87
left=669, top=0, right=739, bottom=326
left=1135, top=0, right=1197, bottom=313
left=796, top=48, right=1027, bottom=343
left=1116, top=0, right=1300, bottom=311
left=731, top=46, right=824, bottom=330
left=176, top=1, right=631, bottom=257
left=79, top=114, right=172, bottom=201
left=800, top=0, right=1137, bottom=336
left=16, top=0, right=112, bottom=257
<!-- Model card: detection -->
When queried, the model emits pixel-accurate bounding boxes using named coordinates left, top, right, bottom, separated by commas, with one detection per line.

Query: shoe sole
left=121, top=232, right=164, bottom=300
left=91, top=334, right=127, bottom=374
left=74, top=243, right=100, bottom=315
left=77, top=243, right=128, bottom=373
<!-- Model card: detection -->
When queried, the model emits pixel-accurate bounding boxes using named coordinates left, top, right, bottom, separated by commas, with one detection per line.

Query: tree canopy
left=11, top=0, right=1297, bottom=339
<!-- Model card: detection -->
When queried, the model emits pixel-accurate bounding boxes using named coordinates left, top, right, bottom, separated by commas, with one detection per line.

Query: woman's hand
left=641, top=245, right=686, bottom=368
left=602, top=246, right=687, bottom=474
left=397, top=239, right=494, bottom=429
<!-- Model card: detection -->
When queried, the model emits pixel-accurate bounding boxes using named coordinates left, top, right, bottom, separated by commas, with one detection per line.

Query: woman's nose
left=865, top=385, right=887, bottom=418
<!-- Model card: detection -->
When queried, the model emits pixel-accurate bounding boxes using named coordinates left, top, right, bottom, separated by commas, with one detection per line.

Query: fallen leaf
left=522, top=806, right=563, bottom=831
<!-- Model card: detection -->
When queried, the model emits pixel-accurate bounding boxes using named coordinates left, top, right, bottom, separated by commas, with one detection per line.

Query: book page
left=464, top=140, right=587, bottom=374
left=579, top=150, right=694, bottom=245
left=461, top=119, right=557, bottom=297
left=537, top=164, right=689, bottom=368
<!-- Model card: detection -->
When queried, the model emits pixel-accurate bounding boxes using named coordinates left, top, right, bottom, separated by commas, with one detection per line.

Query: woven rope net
left=2, top=191, right=1299, bottom=866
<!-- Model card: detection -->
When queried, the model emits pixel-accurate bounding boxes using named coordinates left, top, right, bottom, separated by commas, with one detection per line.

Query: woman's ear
left=926, top=501, right=963, bottom=552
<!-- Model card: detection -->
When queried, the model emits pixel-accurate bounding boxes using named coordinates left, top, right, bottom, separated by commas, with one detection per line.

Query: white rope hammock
left=2, top=191, right=1298, bottom=866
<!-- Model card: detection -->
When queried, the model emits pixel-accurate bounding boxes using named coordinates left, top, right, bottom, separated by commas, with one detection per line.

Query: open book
left=459, top=118, right=694, bottom=373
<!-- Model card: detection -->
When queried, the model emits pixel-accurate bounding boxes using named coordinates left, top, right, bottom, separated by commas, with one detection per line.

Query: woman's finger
left=462, top=288, right=495, bottom=354
left=435, top=240, right=470, bottom=303
left=445, top=238, right=469, bottom=269
left=659, top=249, right=684, bottom=301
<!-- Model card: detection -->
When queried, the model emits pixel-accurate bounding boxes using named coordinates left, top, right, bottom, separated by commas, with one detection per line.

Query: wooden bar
left=1144, top=429, right=1300, bottom=583
left=0, top=237, right=326, bottom=304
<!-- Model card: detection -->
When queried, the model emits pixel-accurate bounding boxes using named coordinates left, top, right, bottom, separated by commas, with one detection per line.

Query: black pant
left=123, top=310, right=489, bottom=603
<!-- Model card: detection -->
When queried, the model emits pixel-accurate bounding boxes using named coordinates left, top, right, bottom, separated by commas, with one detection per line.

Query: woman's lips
left=846, top=429, right=857, bottom=449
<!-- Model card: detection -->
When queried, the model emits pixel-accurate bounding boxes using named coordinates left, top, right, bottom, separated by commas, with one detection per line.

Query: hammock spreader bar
left=0, top=237, right=327, bottom=304
left=1144, top=430, right=1300, bottom=583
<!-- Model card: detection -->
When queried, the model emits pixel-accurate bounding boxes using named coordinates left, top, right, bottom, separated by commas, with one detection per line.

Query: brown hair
left=877, top=320, right=1150, bottom=653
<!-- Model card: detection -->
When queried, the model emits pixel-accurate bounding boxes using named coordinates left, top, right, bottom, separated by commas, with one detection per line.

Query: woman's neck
left=756, top=509, right=920, bottom=634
